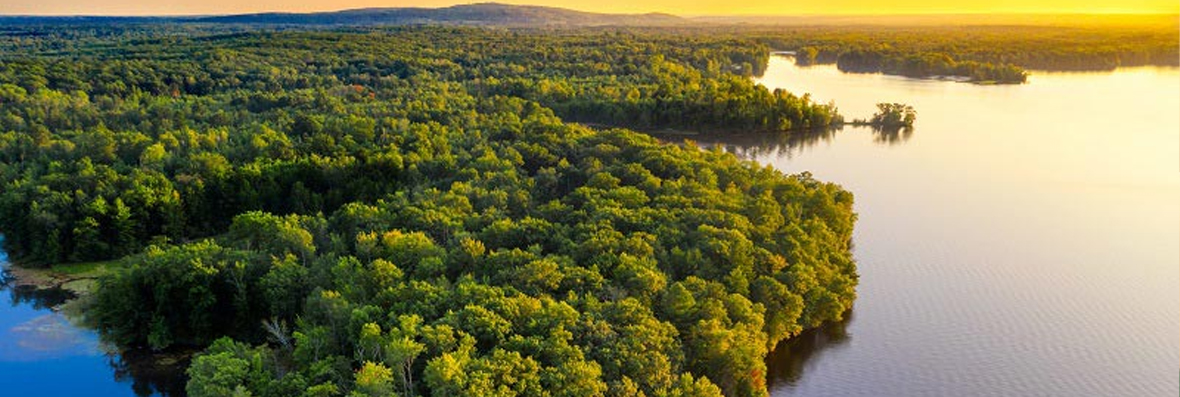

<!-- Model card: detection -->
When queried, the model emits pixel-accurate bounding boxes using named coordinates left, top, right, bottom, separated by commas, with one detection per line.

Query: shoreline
left=2, top=259, right=193, bottom=393
left=577, top=122, right=844, bottom=137
left=769, top=54, right=1027, bottom=85
left=1, top=260, right=110, bottom=321
left=4, top=262, right=103, bottom=301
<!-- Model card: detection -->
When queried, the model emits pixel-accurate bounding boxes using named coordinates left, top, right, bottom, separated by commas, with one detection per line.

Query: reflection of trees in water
left=109, top=348, right=193, bottom=397
left=764, top=311, right=854, bottom=390
left=0, top=270, right=75, bottom=310
left=652, top=125, right=912, bottom=161
left=869, top=125, right=914, bottom=146
left=10, top=285, right=74, bottom=310
left=653, top=128, right=839, bottom=160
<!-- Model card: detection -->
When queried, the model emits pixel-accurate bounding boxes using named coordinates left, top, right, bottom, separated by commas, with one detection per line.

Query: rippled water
left=714, top=57, right=1179, bottom=397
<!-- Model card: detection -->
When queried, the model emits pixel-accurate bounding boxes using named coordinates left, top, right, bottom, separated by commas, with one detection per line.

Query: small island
left=848, top=103, right=919, bottom=129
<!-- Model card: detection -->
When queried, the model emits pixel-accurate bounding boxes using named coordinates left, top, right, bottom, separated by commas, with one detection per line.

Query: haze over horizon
left=1, top=0, right=1175, bottom=17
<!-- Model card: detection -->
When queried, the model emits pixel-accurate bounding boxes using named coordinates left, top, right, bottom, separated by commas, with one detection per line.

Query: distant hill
left=197, top=3, right=685, bottom=26
left=2, top=6, right=1173, bottom=28
left=0, top=16, right=176, bottom=25
left=0, top=3, right=685, bottom=27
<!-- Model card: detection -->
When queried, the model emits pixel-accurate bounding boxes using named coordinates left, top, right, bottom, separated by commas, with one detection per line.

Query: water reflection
left=653, top=125, right=913, bottom=160
left=765, top=312, right=854, bottom=390
left=0, top=265, right=187, bottom=396
left=110, top=349, right=192, bottom=397
left=868, top=126, right=914, bottom=146
left=4, top=282, right=76, bottom=311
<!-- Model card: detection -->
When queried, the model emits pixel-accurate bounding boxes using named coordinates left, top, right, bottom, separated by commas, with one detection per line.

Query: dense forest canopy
left=0, top=26, right=851, bottom=263
left=0, top=26, right=855, bottom=397
left=0, top=18, right=1172, bottom=397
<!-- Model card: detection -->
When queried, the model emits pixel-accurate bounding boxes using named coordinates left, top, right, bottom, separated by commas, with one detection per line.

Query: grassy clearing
left=49, top=260, right=117, bottom=277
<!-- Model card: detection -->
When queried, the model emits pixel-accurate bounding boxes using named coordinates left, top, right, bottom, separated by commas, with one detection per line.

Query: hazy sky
left=2, top=0, right=1176, bottom=16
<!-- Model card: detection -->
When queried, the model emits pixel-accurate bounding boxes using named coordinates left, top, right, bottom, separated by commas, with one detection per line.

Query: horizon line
left=0, top=3, right=1176, bottom=18
left=2, top=11, right=1177, bottom=18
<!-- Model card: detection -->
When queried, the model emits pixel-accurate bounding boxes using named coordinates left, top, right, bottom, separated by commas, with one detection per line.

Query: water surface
left=722, top=57, right=1179, bottom=397
left=0, top=246, right=182, bottom=396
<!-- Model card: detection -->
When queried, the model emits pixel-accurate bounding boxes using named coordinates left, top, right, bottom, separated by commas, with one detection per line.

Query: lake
left=728, top=57, right=1178, bottom=396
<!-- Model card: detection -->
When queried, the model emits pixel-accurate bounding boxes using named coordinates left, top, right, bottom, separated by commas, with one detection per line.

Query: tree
left=187, top=340, right=252, bottom=397
left=353, top=362, right=396, bottom=397
left=112, top=197, right=139, bottom=255
left=869, top=103, right=916, bottom=127
left=385, top=315, right=427, bottom=397
left=227, top=211, right=316, bottom=260
left=261, top=254, right=311, bottom=321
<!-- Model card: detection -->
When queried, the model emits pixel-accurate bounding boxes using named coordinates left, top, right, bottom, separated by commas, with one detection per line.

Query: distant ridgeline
left=196, top=4, right=686, bottom=26
left=0, top=27, right=855, bottom=397
left=0, top=3, right=687, bottom=27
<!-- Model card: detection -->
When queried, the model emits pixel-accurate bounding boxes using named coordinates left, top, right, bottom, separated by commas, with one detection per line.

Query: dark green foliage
left=835, top=48, right=1028, bottom=83
left=0, top=26, right=860, bottom=397
left=93, top=240, right=265, bottom=349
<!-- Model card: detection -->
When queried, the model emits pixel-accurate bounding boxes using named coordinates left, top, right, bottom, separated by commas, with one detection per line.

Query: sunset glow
left=2, top=0, right=1176, bottom=16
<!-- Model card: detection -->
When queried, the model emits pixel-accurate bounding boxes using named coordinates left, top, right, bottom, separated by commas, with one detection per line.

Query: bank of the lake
left=6, top=261, right=104, bottom=297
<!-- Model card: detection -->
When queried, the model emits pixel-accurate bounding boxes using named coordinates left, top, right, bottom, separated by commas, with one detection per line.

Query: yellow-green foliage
left=0, top=27, right=858, bottom=397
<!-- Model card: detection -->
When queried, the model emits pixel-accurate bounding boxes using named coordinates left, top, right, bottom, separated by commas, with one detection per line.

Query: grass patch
left=50, top=260, right=117, bottom=277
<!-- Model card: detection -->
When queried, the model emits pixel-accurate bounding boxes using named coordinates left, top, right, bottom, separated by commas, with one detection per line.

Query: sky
left=1, top=0, right=1176, bottom=16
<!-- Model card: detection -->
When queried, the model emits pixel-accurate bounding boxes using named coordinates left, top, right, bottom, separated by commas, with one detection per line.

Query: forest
left=0, top=18, right=1173, bottom=397
left=0, top=26, right=855, bottom=397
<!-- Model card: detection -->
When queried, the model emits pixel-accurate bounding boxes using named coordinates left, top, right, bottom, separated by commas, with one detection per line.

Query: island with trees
left=847, top=103, right=918, bottom=130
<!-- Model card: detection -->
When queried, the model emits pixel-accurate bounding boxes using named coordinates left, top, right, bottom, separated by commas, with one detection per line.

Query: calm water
left=732, top=57, right=1179, bottom=396
left=0, top=243, right=183, bottom=396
